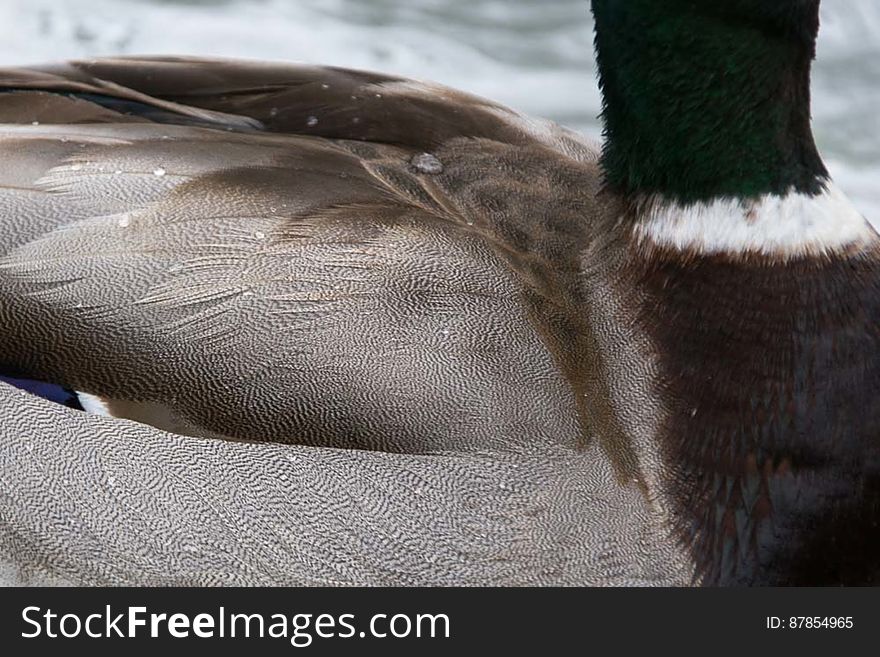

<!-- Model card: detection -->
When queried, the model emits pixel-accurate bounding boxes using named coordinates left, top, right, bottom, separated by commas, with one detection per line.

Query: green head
left=591, top=0, right=828, bottom=204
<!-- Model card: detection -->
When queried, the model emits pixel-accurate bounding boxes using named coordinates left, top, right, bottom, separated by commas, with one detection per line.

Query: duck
left=0, top=0, right=877, bottom=586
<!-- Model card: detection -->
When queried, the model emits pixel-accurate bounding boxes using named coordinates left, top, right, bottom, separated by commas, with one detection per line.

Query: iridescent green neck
left=591, top=0, right=829, bottom=204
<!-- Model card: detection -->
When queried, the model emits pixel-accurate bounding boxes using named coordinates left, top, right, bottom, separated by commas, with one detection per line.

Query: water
left=0, top=0, right=876, bottom=219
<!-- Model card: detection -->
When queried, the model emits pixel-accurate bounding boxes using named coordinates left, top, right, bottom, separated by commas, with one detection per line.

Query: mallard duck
left=0, top=0, right=877, bottom=586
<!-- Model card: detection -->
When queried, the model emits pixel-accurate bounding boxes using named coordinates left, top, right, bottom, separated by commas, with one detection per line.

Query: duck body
left=0, top=58, right=696, bottom=586
left=0, top=59, right=620, bottom=456
left=1, top=0, right=878, bottom=586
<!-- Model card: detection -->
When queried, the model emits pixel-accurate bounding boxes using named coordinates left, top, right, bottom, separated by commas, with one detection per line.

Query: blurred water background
left=0, top=0, right=876, bottom=222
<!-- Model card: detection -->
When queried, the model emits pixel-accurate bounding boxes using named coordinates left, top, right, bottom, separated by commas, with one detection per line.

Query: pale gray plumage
left=1, top=383, right=689, bottom=586
left=0, top=57, right=692, bottom=585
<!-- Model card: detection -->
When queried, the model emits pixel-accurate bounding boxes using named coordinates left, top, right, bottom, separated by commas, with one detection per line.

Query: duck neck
left=592, top=0, right=828, bottom=204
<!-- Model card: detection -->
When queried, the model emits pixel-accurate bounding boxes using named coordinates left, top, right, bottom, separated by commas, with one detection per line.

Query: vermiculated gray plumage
left=0, top=57, right=692, bottom=585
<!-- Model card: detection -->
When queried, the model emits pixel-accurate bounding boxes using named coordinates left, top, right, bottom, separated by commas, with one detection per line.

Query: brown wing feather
left=0, top=58, right=604, bottom=454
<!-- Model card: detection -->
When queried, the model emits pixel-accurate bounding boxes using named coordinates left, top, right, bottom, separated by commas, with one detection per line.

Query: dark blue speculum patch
left=0, top=375, right=84, bottom=410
